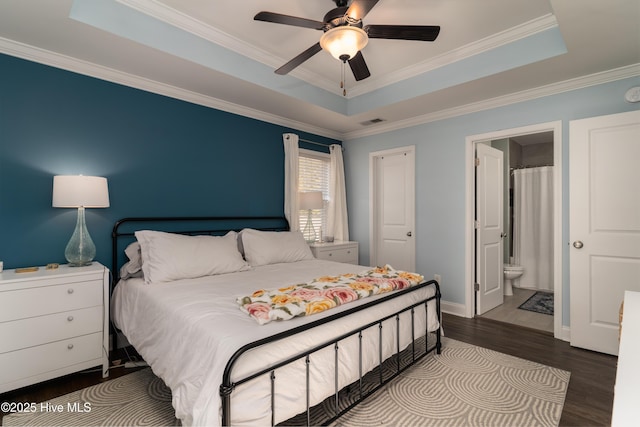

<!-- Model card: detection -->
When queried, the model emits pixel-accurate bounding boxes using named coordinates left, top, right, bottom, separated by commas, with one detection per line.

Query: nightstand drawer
left=310, top=242, right=359, bottom=264
left=0, top=279, right=102, bottom=322
left=0, top=332, right=103, bottom=387
left=314, top=246, right=358, bottom=264
left=0, top=306, right=103, bottom=354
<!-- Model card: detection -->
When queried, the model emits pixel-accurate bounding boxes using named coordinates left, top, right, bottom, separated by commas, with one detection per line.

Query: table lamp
left=53, top=175, right=110, bottom=266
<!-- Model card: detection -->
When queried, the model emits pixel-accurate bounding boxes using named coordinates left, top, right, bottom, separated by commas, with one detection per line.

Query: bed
left=110, top=217, right=441, bottom=426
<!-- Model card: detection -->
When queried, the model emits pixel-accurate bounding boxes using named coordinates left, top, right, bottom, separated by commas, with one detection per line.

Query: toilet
left=504, top=264, right=524, bottom=296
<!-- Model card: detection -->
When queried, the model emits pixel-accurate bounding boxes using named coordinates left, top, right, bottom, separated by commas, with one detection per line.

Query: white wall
left=343, top=76, right=639, bottom=326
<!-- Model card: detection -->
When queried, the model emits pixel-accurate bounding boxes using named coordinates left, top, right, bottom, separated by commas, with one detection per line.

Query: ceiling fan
left=254, top=0, right=441, bottom=83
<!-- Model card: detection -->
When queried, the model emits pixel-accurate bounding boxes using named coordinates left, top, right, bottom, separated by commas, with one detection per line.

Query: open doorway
left=465, top=122, right=563, bottom=339
left=481, top=131, right=554, bottom=333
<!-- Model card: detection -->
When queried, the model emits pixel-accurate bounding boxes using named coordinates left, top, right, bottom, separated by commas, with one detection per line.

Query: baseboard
left=559, top=325, right=571, bottom=342
left=441, top=300, right=468, bottom=317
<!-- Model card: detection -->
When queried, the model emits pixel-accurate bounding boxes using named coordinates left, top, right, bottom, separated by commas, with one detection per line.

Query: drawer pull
left=67, top=316, right=74, bottom=322
left=67, top=288, right=74, bottom=294
left=67, top=344, right=74, bottom=350
left=329, top=253, right=332, bottom=256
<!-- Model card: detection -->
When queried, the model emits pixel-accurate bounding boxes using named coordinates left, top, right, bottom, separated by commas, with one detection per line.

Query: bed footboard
left=220, top=280, right=441, bottom=426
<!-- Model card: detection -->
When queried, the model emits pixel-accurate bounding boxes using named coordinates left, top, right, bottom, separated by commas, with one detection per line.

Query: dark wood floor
left=1, top=314, right=617, bottom=426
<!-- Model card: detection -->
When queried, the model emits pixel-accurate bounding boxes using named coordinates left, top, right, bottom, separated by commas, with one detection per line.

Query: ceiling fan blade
left=348, top=51, right=371, bottom=81
left=254, top=11, right=325, bottom=30
left=365, top=25, right=441, bottom=41
left=346, top=0, right=380, bottom=21
left=275, top=43, right=323, bottom=75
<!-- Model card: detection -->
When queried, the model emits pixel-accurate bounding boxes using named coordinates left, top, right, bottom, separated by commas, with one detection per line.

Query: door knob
left=573, top=241, right=584, bottom=249
left=406, top=231, right=412, bottom=237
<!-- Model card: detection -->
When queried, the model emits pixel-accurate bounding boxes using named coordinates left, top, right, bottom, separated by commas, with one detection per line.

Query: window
left=298, top=149, right=330, bottom=241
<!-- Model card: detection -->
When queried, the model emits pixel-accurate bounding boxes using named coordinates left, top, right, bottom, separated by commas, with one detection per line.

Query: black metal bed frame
left=111, top=216, right=441, bottom=426
left=221, top=282, right=441, bottom=426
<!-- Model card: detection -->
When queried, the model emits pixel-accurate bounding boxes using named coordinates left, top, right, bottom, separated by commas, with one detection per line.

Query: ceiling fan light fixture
left=320, top=26, right=368, bottom=61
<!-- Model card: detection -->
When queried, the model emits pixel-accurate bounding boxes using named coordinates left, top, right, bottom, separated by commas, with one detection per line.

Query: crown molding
left=117, top=0, right=339, bottom=93
left=343, top=63, right=640, bottom=140
left=348, top=14, right=559, bottom=97
left=118, top=0, right=272, bottom=65
left=2, top=34, right=637, bottom=143
left=117, top=1, right=559, bottom=100
left=0, top=36, right=342, bottom=141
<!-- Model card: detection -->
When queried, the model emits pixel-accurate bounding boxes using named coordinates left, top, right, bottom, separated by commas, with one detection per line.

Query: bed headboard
left=111, top=216, right=289, bottom=284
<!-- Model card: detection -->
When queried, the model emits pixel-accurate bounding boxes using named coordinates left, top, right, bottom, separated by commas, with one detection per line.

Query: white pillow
left=135, top=230, right=250, bottom=284
left=119, top=262, right=143, bottom=280
left=241, top=229, right=315, bottom=267
left=119, top=242, right=142, bottom=279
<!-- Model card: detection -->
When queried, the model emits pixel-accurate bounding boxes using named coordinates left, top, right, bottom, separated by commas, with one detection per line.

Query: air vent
left=360, top=118, right=386, bottom=126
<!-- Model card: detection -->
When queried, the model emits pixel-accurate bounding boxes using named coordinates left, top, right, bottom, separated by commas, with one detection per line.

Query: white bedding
left=111, top=259, right=439, bottom=426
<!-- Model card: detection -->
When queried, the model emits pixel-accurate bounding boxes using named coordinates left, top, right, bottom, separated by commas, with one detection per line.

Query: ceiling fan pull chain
left=341, top=60, right=347, bottom=96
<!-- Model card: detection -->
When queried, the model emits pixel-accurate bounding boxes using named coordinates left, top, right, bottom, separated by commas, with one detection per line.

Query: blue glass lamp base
left=65, top=207, right=96, bottom=267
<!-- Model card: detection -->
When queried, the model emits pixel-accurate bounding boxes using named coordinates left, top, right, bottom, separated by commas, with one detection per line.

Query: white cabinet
left=612, top=291, right=640, bottom=426
left=309, top=241, right=359, bottom=265
left=0, top=263, right=109, bottom=393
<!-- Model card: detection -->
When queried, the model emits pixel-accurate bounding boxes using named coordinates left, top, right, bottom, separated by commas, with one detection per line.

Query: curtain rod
left=510, top=164, right=553, bottom=170
left=300, top=138, right=331, bottom=147
left=285, top=135, right=343, bottom=150
left=510, top=165, right=553, bottom=174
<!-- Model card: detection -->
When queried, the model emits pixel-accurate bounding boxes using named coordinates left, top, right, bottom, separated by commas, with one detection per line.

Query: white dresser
left=0, top=263, right=109, bottom=393
left=612, top=291, right=640, bottom=426
left=309, top=241, right=359, bottom=265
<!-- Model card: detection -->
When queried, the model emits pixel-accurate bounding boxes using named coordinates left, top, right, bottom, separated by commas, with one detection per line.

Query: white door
left=476, top=143, right=504, bottom=315
left=370, top=147, right=415, bottom=272
left=570, top=110, right=640, bottom=356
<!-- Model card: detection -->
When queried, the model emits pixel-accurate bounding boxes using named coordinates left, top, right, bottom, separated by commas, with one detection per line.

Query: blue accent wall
left=0, top=54, right=339, bottom=270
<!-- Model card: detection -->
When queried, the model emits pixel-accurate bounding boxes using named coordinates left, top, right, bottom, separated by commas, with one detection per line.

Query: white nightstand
left=309, top=241, right=359, bottom=264
left=0, top=263, right=109, bottom=393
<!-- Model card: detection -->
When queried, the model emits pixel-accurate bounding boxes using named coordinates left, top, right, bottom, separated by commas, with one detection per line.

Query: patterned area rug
left=519, top=291, right=554, bottom=315
left=2, top=370, right=179, bottom=427
left=331, top=338, right=569, bottom=427
left=2, top=338, right=569, bottom=427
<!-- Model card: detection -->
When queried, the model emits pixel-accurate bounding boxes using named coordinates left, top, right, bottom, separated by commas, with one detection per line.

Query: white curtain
left=327, top=144, right=349, bottom=241
left=283, top=133, right=300, bottom=232
left=513, top=166, right=554, bottom=291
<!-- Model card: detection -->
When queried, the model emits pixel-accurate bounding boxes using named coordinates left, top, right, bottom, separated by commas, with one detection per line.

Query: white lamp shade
left=320, top=26, right=368, bottom=60
left=53, top=175, right=110, bottom=208
left=299, top=191, right=324, bottom=210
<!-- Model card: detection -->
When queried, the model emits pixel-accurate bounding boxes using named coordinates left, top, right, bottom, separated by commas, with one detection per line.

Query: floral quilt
left=237, top=265, right=424, bottom=325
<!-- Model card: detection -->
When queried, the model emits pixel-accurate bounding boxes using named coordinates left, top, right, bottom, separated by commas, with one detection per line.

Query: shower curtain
left=513, top=166, right=554, bottom=291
